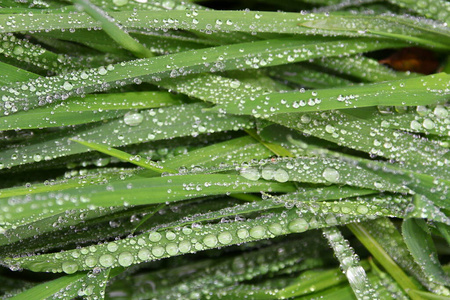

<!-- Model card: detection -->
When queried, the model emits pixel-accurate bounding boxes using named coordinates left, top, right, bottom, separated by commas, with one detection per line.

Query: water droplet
left=62, top=261, right=79, bottom=274
left=240, top=167, right=260, bottom=181
left=118, top=252, right=134, bottom=267
left=107, top=242, right=118, bottom=253
left=138, top=248, right=151, bottom=261
left=179, top=240, right=192, bottom=253
left=218, top=231, right=233, bottom=244
left=230, top=80, right=241, bottom=88
left=124, top=111, right=144, bottom=126
left=152, top=246, right=165, bottom=257
left=268, top=223, right=283, bottom=235
left=288, top=218, right=309, bottom=233
left=261, top=166, right=276, bottom=180
left=149, top=231, right=161, bottom=242
left=62, top=81, right=73, bottom=91
left=356, top=205, right=369, bottom=214
left=112, top=0, right=128, bottom=6
left=99, top=254, right=115, bottom=267
left=322, top=167, right=340, bottom=183
left=203, top=234, right=218, bottom=247
left=273, top=169, right=289, bottom=182
left=166, top=231, right=176, bottom=240
left=165, top=243, right=179, bottom=256
left=85, top=256, right=97, bottom=268
left=249, top=226, right=266, bottom=238
left=237, top=228, right=249, bottom=239
left=422, top=118, right=435, bottom=130
left=433, top=105, right=448, bottom=119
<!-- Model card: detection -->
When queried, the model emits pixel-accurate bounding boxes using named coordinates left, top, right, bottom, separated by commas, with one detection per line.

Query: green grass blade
left=0, top=91, right=181, bottom=130
left=71, top=0, right=154, bottom=58
left=402, top=218, right=450, bottom=286
left=70, top=138, right=177, bottom=173
left=213, top=73, right=450, bottom=115
left=323, top=226, right=378, bottom=299
left=348, top=222, right=424, bottom=300
left=0, top=37, right=405, bottom=116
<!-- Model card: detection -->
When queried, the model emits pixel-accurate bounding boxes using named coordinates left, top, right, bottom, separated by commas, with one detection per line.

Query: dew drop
left=203, top=234, right=218, bottom=247
left=124, top=111, right=144, bottom=127
left=268, top=223, right=283, bottom=235
left=62, top=81, right=73, bottom=91
left=237, top=228, right=249, bottom=239
left=118, top=252, right=134, bottom=267
left=273, top=169, right=289, bottom=182
left=356, top=205, right=369, bottom=214
left=322, top=167, right=340, bottom=183
left=99, top=254, right=115, bottom=267
left=85, top=256, right=97, bottom=268
left=218, top=231, right=233, bottom=244
left=179, top=240, right=192, bottom=253
left=165, top=243, right=179, bottom=256
left=240, top=167, right=260, bottom=181
left=149, top=231, right=162, bottom=242
left=138, top=248, right=151, bottom=261
left=249, top=226, right=266, bottom=238
left=288, top=218, right=309, bottom=233
left=152, top=245, right=165, bottom=257
left=107, top=242, right=118, bottom=253
left=62, top=261, right=79, bottom=274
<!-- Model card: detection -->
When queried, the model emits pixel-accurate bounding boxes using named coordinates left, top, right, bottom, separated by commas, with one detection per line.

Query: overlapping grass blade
left=0, top=37, right=405, bottom=116
left=402, top=218, right=450, bottom=286
left=213, top=73, right=449, bottom=115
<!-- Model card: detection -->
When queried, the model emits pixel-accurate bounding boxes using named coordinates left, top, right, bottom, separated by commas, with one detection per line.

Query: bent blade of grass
left=0, top=91, right=181, bottom=130
left=70, top=138, right=177, bottom=173
left=71, top=0, right=154, bottom=58
left=0, top=174, right=295, bottom=224
left=268, top=110, right=448, bottom=173
left=313, top=54, right=417, bottom=82
left=348, top=222, right=434, bottom=300
left=1, top=10, right=448, bottom=49
left=213, top=73, right=450, bottom=115
left=0, top=37, right=406, bottom=116
left=0, top=61, right=39, bottom=84
left=5, top=206, right=377, bottom=273
left=0, top=103, right=253, bottom=169
left=322, top=226, right=378, bottom=299
left=402, top=218, right=450, bottom=286
left=386, top=0, right=450, bottom=23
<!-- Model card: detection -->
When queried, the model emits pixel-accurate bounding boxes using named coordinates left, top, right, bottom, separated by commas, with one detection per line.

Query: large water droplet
left=99, top=254, right=115, bottom=267
left=288, top=218, right=309, bottom=233
left=322, top=167, right=340, bottom=183
left=62, top=261, right=79, bottom=274
left=124, top=111, right=144, bottom=127
left=240, top=167, right=260, bottom=181
left=118, top=252, right=134, bottom=267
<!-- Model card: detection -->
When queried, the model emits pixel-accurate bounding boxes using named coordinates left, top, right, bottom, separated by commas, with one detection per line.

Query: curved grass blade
left=213, top=73, right=450, bottom=115
left=70, top=138, right=177, bottom=173
left=4, top=206, right=376, bottom=273
left=386, top=0, right=450, bottom=23
left=1, top=10, right=448, bottom=49
left=322, top=226, right=378, bottom=299
left=0, top=91, right=181, bottom=130
left=402, top=218, right=450, bottom=286
left=0, top=61, right=39, bottom=84
left=348, top=222, right=426, bottom=300
left=0, top=103, right=253, bottom=169
left=72, top=0, right=154, bottom=58
left=313, top=54, right=416, bottom=82
left=0, top=174, right=295, bottom=224
left=0, top=37, right=405, bottom=116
